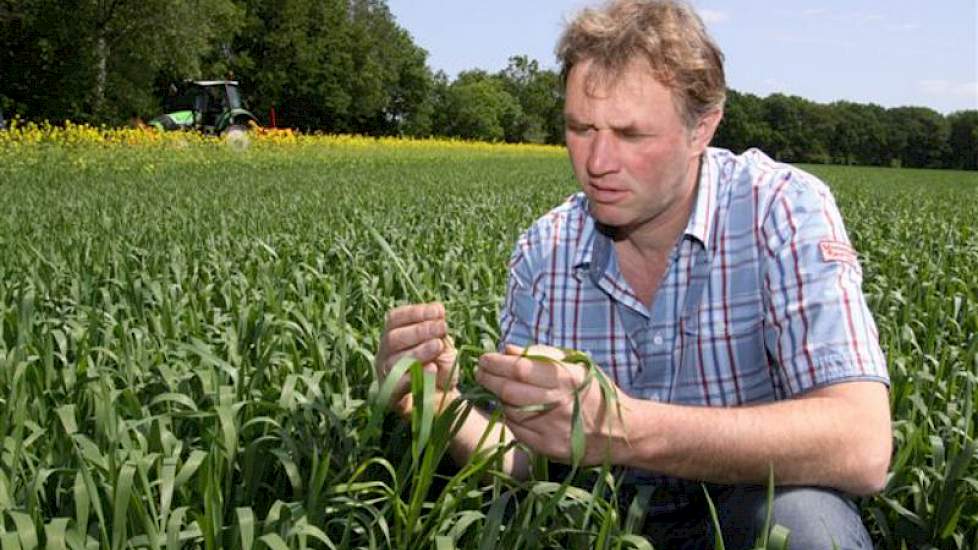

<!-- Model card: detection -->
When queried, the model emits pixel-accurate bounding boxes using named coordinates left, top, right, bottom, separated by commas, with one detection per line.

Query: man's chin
left=587, top=203, right=631, bottom=228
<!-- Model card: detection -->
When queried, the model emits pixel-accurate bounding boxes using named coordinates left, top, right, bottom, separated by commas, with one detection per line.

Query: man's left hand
left=476, top=344, right=632, bottom=466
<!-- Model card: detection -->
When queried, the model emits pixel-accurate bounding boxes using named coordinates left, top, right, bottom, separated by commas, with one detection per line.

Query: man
left=375, top=1, right=891, bottom=547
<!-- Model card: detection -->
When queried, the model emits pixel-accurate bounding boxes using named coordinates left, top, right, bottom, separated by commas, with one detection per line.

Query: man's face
left=564, top=59, right=706, bottom=235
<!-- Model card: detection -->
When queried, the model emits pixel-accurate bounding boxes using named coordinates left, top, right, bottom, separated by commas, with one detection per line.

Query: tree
left=1, top=0, right=973, bottom=161
left=0, top=0, right=92, bottom=121
left=945, top=110, right=978, bottom=170
left=228, top=0, right=355, bottom=131
left=885, top=107, right=950, bottom=168
left=227, top=0, right=432, bottom=134
left=713, top=90, right=771, bottom=154
left=0, top=0, right=242, bottom=124
left=433, top=70, right=522, bottom=142
left=760, top=93, right=823, bottom=163
left=498, top=56, right=564, bottom=144
left=344, top=0, right=433, bottom=134
left=829, top=102, right=887, bottom=166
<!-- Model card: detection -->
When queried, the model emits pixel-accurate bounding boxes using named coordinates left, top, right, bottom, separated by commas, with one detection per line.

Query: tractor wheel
left=223, top=124, right=249, bottom=135
left=223, top=124, right=251, bottom=151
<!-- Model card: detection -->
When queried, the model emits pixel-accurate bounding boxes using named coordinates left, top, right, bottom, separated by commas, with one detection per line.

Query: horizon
left=386, top=0, right=978, bottom=115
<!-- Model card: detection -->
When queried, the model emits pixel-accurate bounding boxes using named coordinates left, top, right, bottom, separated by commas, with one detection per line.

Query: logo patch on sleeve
left=819, top=240, right=859, bottom=267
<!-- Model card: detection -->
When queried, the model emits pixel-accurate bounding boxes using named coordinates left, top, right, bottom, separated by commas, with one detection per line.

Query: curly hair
left=556, top=0, right=726, bottom=127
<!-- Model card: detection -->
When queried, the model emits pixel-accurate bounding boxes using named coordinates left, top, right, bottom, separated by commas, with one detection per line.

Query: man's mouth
left=588, top=182, right=628, bottom=203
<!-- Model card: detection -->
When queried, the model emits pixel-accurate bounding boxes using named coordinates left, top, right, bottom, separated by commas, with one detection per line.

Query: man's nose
left=586, top=130, right=620, bottom=176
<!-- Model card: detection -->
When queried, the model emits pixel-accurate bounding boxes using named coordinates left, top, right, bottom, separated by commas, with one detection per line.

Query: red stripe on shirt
left=572, top=214, right=583, bottom=352
left=718, top=208, right=744, bottom=405
left=781, top=197, right=817, bottom=385
left=609, top=299, right=621, bottom=386
left=544, top=215, right=562, bottom=344
left=708, top=163, right=735, bottom=405
left=689, top=250, right=712, bottom=405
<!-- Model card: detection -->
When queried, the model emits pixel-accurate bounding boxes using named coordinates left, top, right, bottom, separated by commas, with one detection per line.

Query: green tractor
left=149, top=80, right=259, bottom=134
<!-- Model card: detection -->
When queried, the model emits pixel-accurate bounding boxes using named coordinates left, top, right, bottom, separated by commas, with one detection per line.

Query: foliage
left=227, top=0, right=433, bottom=135
left=0, top=0, right=242, bottom=124
left=885, top=107, right=951, bottom=169
left=1, top=0, right=975, bottom=169
left=712, top=93, right=975, bottom=170
left=432, top=70, right=524, bottom=142
left=0, top=128, right=976, bottom=547
left=945, top=111, right=978, bottom=171
left=498, top=56, right=565, bottom=144
left=428, top=57, right=564, bottom=144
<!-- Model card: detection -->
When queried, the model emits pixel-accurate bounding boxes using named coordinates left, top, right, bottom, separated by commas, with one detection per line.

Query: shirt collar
left=572, top=149, right=718, bottom=271
left=683, top=149, right=717, bottom=250
left=572, top=200, right=597, bottom=270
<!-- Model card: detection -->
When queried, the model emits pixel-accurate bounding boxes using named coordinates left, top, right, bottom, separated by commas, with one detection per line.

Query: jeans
left=639, top=485, right=873, bottom=550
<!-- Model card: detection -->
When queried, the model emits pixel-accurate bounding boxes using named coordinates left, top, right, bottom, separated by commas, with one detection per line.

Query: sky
left=385, top=0, right=978, bottom=114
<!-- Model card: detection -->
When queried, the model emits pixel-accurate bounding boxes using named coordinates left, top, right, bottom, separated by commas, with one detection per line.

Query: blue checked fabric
left=498, top=147, right=889, bottom=510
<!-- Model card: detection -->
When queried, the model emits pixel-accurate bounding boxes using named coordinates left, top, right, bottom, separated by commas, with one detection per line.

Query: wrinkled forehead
left=566, top=57, right=681, bottom=115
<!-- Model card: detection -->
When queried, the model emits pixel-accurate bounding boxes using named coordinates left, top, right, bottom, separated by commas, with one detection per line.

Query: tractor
left=149, top=80, right=259, bottom=134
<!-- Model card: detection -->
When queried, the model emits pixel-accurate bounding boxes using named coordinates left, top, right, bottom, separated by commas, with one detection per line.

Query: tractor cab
left=151, top=80, right=258, bottom=134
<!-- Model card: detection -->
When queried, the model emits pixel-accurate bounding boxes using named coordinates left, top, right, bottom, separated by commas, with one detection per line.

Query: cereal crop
left=0, top=125, right=975, bottom=548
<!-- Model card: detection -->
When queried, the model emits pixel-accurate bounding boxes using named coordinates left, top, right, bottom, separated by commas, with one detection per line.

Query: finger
left=385, top=362, right=440, bottom=413
left=503, top=344, right=525, bottom=356
left=385, top=338, right=444, bottom=372
left=387, top=370, right=413, bottom=409
left=478, top=352, right=558, bottom=389
left=433, top=359, right=458, bottom=389
left=392, top=393, right=413, bottom=417
left=518, top=344, right=566, bottom=362
left=477, top=368, right=554, bottom=408
left=501, top=402, right=556, bottom=424
left=416, top=360, right=457, bottom=391
left=435, top=336, right=458, bottom=368
left=384, top=319, right=447, bottom=354
left=384, top=303, right=445, bottom=330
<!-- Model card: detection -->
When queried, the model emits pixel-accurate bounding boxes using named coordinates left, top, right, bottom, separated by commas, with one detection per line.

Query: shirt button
left=653, top=333, right=663, bottom=346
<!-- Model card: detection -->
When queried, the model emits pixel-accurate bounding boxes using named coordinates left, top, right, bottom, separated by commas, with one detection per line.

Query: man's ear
left=690, top=108, right=724, bottom=153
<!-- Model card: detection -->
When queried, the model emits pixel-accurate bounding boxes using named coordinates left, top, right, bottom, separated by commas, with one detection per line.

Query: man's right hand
left=375, top=302, right=459, bottom=418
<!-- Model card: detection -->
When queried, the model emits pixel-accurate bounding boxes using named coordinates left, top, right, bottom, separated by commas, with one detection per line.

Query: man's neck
left=614, top=154, right=702, bottom=264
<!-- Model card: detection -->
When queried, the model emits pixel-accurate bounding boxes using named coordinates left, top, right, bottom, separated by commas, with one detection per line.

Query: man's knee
left=715, top=486, right=873, bottom=550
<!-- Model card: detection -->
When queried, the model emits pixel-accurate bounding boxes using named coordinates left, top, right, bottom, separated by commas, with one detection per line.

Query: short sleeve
left=760, top=176, right=889, bottom=396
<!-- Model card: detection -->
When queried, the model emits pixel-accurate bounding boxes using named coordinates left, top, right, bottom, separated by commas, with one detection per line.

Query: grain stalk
left=515, top=344, right=628, bottom=468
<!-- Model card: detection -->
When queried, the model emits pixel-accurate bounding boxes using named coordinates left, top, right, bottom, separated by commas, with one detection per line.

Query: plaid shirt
left=499, top=147, right=888, bottom=509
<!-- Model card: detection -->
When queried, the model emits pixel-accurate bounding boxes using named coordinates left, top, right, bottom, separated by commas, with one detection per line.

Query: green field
left=0, top=139, right=976, bottom=549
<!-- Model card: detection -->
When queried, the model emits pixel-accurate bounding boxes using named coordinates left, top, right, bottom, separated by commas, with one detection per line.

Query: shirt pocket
left=681, top=291, right=763, bottom=338
left=673, top=292, right=767, bottom=405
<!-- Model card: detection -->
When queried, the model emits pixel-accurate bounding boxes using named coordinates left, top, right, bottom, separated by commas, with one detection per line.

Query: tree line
left=2, top=0, right=975, bottom=170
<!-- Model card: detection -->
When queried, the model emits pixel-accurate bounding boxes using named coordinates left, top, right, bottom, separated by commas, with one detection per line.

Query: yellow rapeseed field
left=0, top=119, right=564, bottom=155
